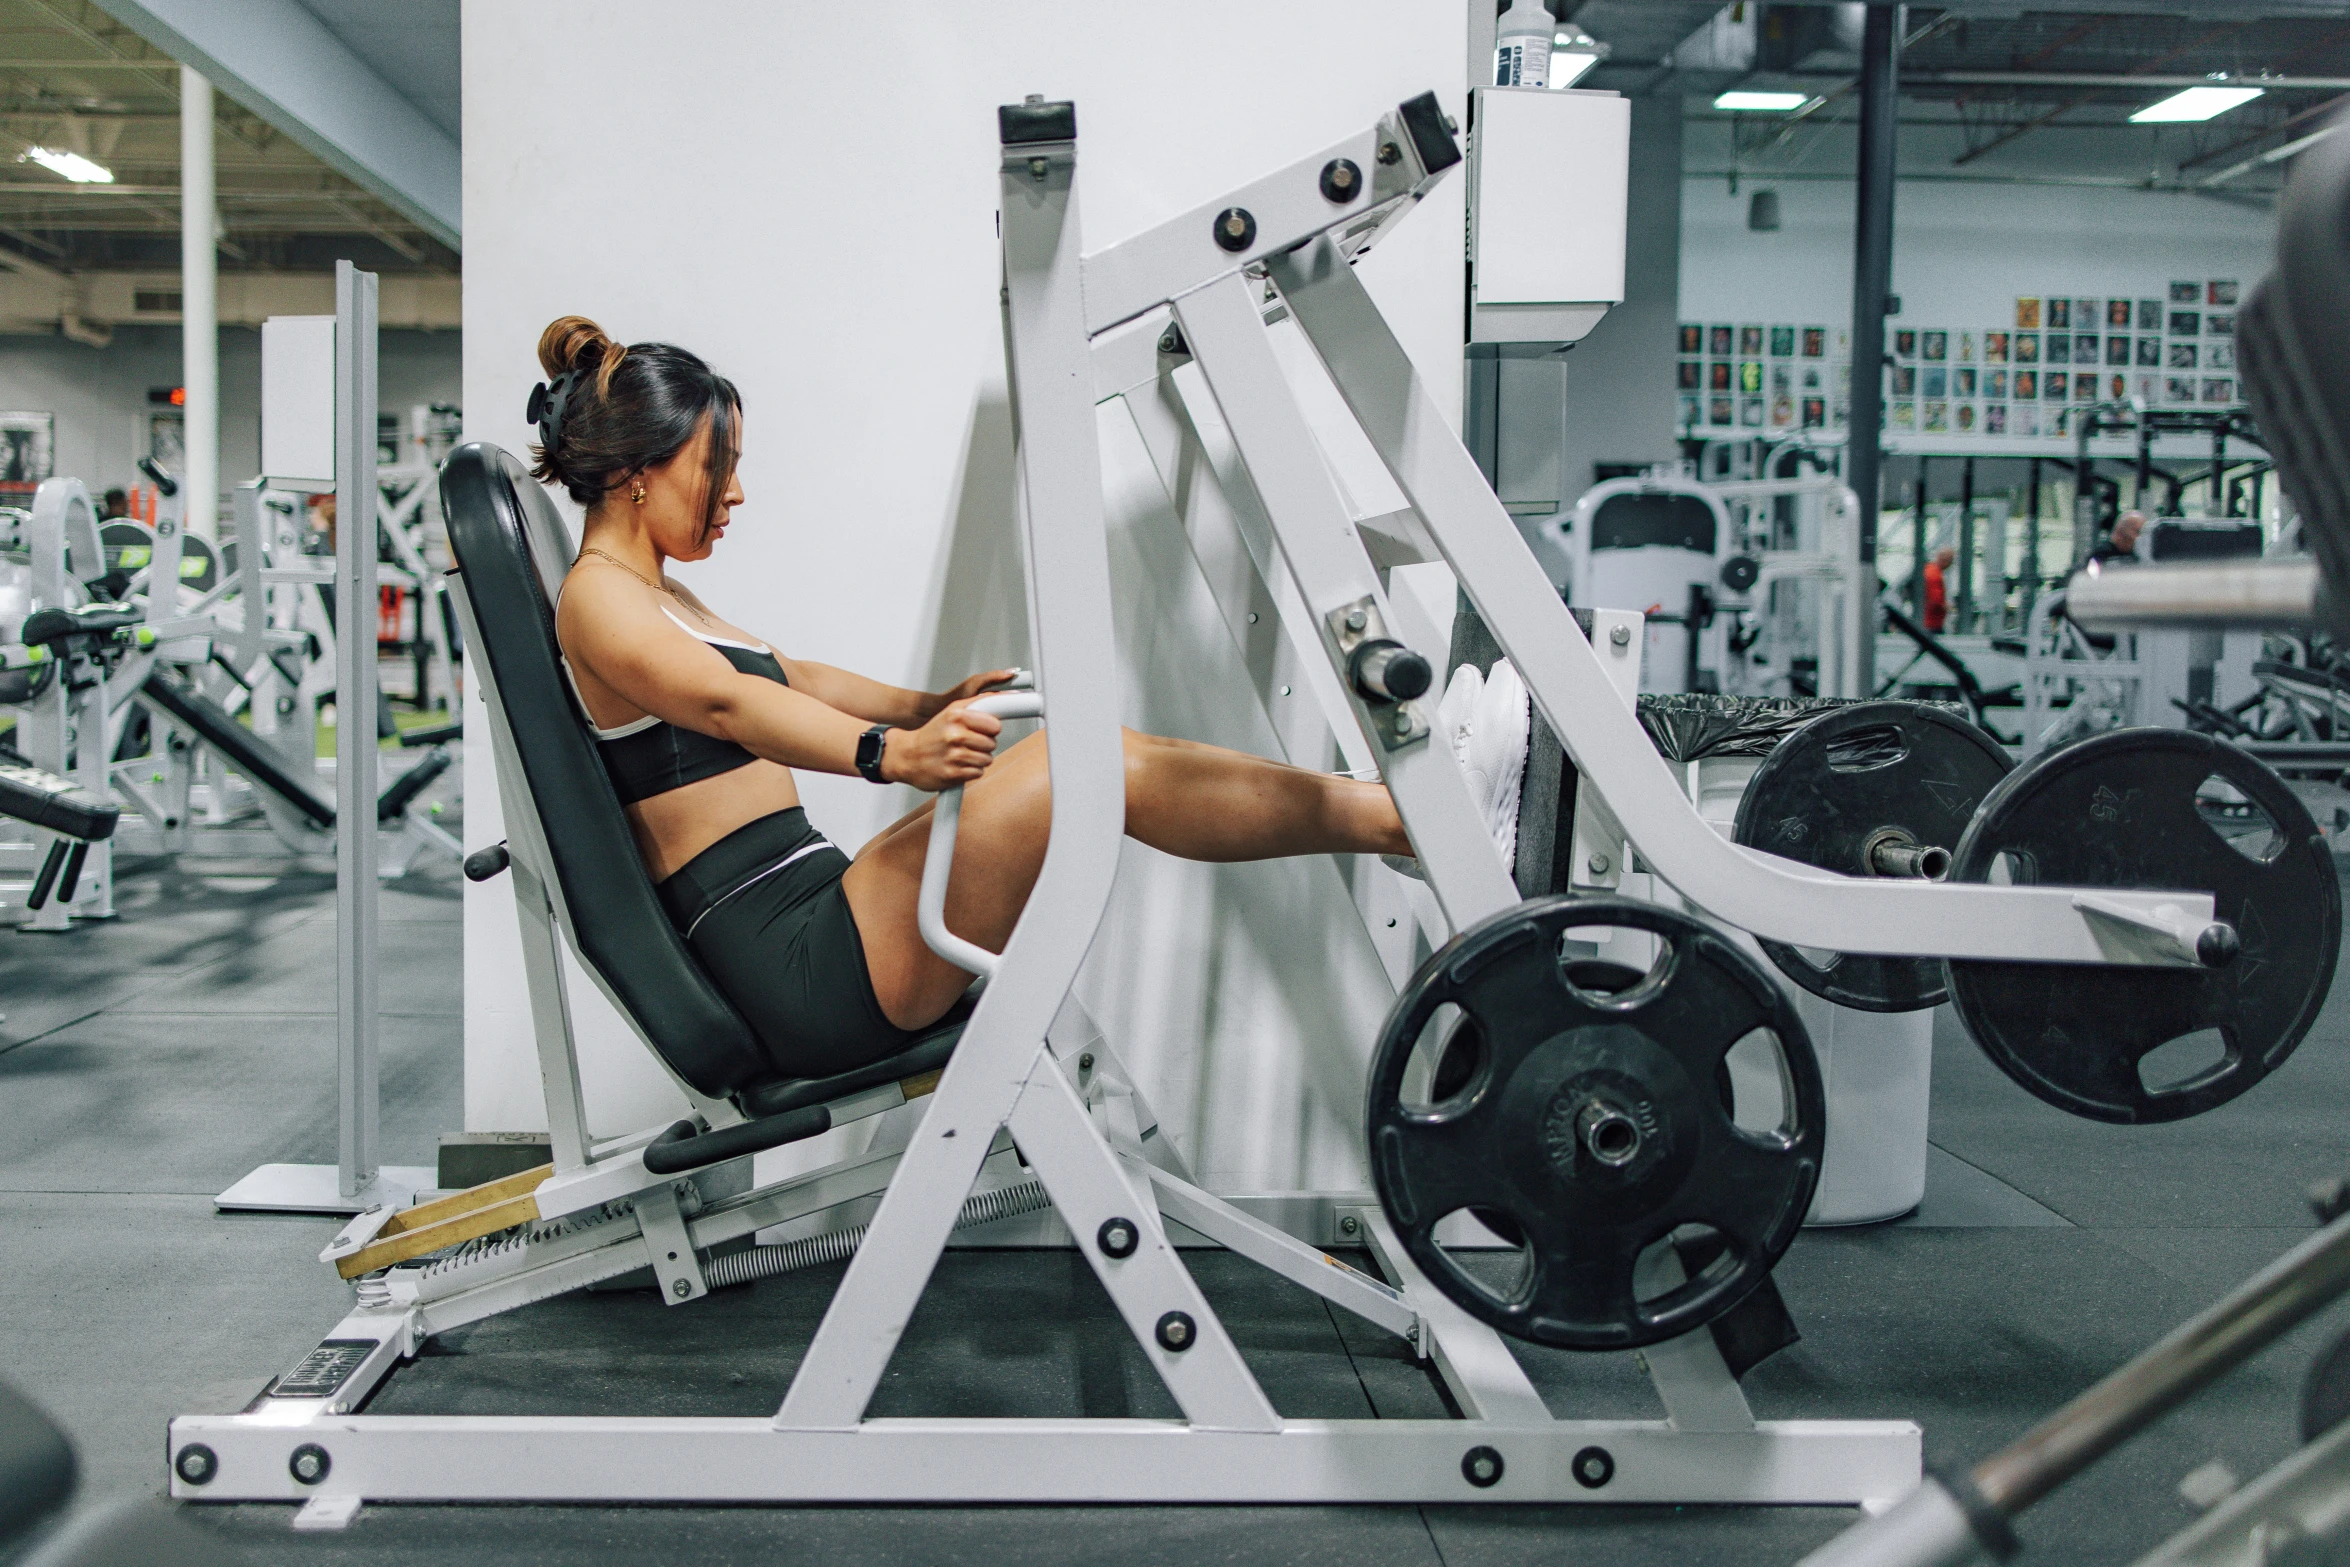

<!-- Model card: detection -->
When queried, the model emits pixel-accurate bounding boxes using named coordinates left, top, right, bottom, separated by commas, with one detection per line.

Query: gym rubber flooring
left=2, top=854, right=2346, bottom=1566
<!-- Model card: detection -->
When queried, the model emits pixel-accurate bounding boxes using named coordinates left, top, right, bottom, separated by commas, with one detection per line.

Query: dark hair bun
left=537, top=315, right=620, bottom=383
left=527, top=315, right=740, bottom=517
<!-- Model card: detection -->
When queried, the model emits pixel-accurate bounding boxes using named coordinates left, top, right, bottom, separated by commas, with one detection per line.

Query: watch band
left=855, top=724, right=893, bottom=784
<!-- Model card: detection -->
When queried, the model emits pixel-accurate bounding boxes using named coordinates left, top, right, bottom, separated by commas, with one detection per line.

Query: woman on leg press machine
left=535, top=314, right=1481, bottom=1080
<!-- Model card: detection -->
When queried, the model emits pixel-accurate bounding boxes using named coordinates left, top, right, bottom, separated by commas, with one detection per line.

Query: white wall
left=1679, top=176, right=2275, bottom=340
left=461, top=2, right=1468, bottom=1191
left=1557, top=93, right=1685, bottom=499
left=0, top=324, right=458, bottom=518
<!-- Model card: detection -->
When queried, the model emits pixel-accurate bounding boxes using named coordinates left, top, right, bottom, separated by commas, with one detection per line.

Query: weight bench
left=303, top=446, right=972, bottom=1283
left=0, top=747, right=117, bottom=918
left=439, top=444, right=967, bottom=1172
left=135, top=664, right=462, bottom=875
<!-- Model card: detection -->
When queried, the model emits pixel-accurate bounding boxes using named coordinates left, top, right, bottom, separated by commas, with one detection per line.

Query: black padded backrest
left=1590, top=492, right=1716, bottom=555
left=439, top=443, right=771, bottom=1097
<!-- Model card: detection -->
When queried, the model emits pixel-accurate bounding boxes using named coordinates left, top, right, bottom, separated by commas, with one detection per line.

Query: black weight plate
left=174, top=535, right=219, bottom=594
left=1734, top=701, right=2013, bottom=1012
left=1946, top=729, right=2341, bottom=1124
left=1367, top=895, right=1823, bottom=1351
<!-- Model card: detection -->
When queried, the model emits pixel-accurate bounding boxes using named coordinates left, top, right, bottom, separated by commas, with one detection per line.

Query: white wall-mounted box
left=260, top=314, right=336, bottom=486
left=1469, top=85, right=1629, bottom=354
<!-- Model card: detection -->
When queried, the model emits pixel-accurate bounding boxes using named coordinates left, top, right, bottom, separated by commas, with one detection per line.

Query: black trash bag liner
left=1635, top=692, right=1962, bottom=763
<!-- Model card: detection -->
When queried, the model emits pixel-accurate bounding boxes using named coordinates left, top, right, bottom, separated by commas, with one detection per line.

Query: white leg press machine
left=168, top=92, right=2244, bottom=1517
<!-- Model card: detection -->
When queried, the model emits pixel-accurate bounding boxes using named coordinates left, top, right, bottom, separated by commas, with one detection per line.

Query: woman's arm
left=777, top=659, right=938, bottom=727
left=660, top=576, right=1006, bottom=724
left=776, top=661, right=1023, bottom=725
left=561, top=573, right=998, bottom=788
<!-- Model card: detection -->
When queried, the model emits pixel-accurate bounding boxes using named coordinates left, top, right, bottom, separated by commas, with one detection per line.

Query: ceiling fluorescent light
left=1551, top=25, right=1609, bottom=88
left=1714, top=91, right=1812, bottom=112
left=2130, top=85, right=2264, bottom=124
left=21, top=146, right=112, bottom=183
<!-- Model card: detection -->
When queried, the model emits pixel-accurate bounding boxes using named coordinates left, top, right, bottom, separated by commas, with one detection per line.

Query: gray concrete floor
left=2, top=855, right=2346, bottom=1566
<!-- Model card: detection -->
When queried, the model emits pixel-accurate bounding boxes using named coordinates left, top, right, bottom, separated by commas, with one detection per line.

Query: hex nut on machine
left=1097, top=1216, right=1139, bottom=1259
left=1155, top=1310, right=1196, bottom=1352
left=288, top=1443, right=331, bottom=1486
left=1573, top=1445, right=1615, bottom=1488
left=175, top=1444, right=217, bottom=1486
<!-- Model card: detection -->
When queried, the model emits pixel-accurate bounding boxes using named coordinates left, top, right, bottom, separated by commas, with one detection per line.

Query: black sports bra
left=563, top=606, right=790, bottom=806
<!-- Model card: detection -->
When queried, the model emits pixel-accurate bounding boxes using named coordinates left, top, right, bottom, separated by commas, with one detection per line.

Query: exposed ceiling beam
left=0, top=56, right=178, bottom=68
left=329, top=196, right=423, bottom=263
left=87, top=0, right=457, bottom=248
left=1951, top=19, right=2246, bottom=166
left=0, top=216, right=442, bottom=233
left=2198, top=118, right=2349, bottom=186
left=1907, top=72, right=2350, bottom=90
left=2177, top=90, right=2350, bottom=169
left=0, top=221, right=67, bottom=257
left=1685, top=165, right=2278, bottom=193
left=1763, top=0, right=2350, bottom=11
left=14, top=0, right=270, bottom=152
left=1756, top=13, right=1963, bottom=151
left=2015, top=14, right=2118, bottom=71
left=21, top=0, right=174, bottom=100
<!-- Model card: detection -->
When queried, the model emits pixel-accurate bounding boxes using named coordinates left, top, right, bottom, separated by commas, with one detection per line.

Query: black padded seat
left=737, top=1001, right=970, bottom=1118
left=438, top=443, right=961, bottom=1117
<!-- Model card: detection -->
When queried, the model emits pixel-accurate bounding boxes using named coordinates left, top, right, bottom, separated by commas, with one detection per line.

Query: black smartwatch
left=855, top=724, right=894, bottom=784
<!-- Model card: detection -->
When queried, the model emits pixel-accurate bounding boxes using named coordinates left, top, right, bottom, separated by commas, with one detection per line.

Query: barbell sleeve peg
left=1348, top=639, right=1431, bottom=704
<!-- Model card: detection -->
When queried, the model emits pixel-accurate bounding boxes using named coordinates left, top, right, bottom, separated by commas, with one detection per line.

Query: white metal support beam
left=1267, top=236, right=2217, bottom=965
left=1172, top=272, right=1518, bottom=928
left=92, top=0, right=460, bottom=248
left=180, top=64, right=217, bottom=535
left=774, top=112, right=1132, bottom=1434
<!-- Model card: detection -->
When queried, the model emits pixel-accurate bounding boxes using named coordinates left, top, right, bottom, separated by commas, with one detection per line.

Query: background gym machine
left=1794, top=102, right=2350, bottom=1567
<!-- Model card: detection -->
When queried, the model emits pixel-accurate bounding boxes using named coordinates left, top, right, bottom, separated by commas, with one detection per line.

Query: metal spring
left=412, top=1199, right=633, bottom=1280
left=702, top=1178, right=1051, bottom=1292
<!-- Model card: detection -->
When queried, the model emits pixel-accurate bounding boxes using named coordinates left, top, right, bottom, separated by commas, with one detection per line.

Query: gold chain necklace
left=578, top=546, right=713, bottom=624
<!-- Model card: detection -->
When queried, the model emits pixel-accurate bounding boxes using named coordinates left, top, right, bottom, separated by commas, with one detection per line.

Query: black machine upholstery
left=737, top=1003, right=968, bottom=1118
left=438, top=443, right=962, bottom=1108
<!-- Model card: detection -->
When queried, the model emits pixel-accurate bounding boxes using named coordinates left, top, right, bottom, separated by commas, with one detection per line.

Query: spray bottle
left=1495, top=0, right=1553, bottom=87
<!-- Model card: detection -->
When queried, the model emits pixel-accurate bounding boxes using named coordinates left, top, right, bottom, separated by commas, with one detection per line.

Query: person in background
left=1922, top=546, right=1954, bottom=633
left=100, top=488, right=128, bottom=520
left=2091, top=509, right=2145, bottom=566
left=308, top=491, right=337, bottom=553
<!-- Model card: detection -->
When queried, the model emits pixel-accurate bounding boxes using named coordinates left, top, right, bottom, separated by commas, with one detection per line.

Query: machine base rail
left=166, top=1416, right=1921, bottom=1506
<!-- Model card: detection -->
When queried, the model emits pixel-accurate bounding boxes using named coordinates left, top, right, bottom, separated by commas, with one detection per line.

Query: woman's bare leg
left=842, top=728, right=1405, bottom=1029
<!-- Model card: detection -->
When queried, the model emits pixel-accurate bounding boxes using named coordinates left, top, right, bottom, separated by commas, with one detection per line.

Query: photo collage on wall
left=1675, top=321, right=1846, bottom=436
left=1676, top=279, right=2240, bottom=445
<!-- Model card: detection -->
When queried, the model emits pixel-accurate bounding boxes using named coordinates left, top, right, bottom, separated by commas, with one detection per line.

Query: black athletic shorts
left=656, top=807, right=918, bottom=1079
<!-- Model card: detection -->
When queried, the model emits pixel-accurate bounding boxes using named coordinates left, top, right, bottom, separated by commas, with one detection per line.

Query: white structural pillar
left=179, top=65, right=217, bottom=537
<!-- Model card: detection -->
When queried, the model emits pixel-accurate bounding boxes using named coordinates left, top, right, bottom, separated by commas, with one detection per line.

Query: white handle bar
left=916, top=682, right=1042, bottom=977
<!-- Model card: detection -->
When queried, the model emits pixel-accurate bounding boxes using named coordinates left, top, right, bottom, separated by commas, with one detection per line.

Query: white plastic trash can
left=1684, top=753, right=1934, bottom=1226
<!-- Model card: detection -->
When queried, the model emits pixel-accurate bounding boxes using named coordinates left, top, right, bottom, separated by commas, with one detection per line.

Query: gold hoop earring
left=630, top=484, right=646, bottom=505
